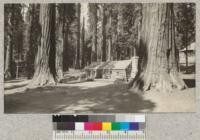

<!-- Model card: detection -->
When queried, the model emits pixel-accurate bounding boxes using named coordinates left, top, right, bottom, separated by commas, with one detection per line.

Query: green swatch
left=112, top=122, right=120, bottom=130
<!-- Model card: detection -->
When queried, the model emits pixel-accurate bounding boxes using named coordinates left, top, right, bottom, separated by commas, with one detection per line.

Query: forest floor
left=4, top=72, right=196, bottom=113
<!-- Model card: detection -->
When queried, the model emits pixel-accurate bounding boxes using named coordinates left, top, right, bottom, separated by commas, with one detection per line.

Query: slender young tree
left=107, top=9, right=112, bottom=61
left=101, top=4, right=107, bottom=62
left=31, top=4, right=57, bottom=86
left=75, top=3, right=81, bottom=69
left=81, top=17, right=85, bottom=68
left=62, top=4, right=76, bottom=71
left=130, top=3, right=186, bottom=92
left=63, top=21, right=69, bottom=71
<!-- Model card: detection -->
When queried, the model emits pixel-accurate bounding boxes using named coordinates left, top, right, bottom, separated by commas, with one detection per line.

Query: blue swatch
left=120, top=122, right=130, bottom=130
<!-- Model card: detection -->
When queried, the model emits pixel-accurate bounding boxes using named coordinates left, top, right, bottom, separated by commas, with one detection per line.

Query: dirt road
left=4, top=79, right=196, bottom=113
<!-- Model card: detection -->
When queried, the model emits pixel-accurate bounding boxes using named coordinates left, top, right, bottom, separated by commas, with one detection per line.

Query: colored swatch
left=54, top=122, right=141, bottom=131
left=84, top=122, right=93, bottom=130
left=112, top=122, right=120, bottom=130
left=93, top=122, right=102, bottom=130
left=120, top=122, right=130, bottom=130
left=130, top=122, right=139, bottom=130
left=53, top=115, right=145, bottom=131
left=102, top=122, right=112, bottom=130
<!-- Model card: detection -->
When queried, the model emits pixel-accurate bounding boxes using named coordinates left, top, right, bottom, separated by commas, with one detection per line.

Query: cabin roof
left=180, top=42, right=195, bottom=52
left=111, top=60, right=132, bottom=70
left=85, top=60, right=131, bottom=70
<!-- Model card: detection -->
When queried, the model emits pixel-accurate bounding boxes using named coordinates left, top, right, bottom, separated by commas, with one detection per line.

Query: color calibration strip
left=54, top=122, right=144, bottom=131
left=53, top=115, right=145, bottom=131
left=53, top=115, right=145, bottom=140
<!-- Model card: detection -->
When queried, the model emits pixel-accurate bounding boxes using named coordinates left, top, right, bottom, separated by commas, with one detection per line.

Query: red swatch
left=93, top=122, right=102, bottom=130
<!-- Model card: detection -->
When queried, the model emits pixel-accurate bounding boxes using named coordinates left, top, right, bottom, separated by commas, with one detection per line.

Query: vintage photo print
left=4, top=3, right=196, bottom=113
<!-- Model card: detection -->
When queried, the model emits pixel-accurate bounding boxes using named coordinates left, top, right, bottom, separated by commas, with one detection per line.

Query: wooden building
left=85, top=60, right=132, bottom=82
left=179, top=42, right=195, bottom=66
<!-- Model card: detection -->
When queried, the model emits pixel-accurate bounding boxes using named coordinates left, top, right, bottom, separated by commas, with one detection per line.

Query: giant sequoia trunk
left=55, top=4, right=64, bottom=81
left=4, top=34, right=12, bottom=79
left=4, top=5, right=14, bottom=80
left=31, top=4, right=56, bottom=86
left=130, top=4, right=186, bottom=92
left=75, top=3, right=81, bottom=69
left=4, top=22, right=12, bottom=79
left=91, top=4, right=98, bottom=63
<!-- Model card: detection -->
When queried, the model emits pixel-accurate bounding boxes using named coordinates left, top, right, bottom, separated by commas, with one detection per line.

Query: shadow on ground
left=4, top=83, right=156, bottom=113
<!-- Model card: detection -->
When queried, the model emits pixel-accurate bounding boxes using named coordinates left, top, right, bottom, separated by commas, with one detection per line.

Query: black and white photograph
left=4, top=3, right=196, bottom=113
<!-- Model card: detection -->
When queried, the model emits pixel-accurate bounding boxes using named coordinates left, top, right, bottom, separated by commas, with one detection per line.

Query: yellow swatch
left=102, top=122, right=111, bottom=130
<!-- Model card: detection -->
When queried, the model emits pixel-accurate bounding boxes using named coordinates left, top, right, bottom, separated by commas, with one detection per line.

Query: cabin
left=85, top=57, right=138, bottom=82
left=179, top=42, right=195, bottom=66
left=84, top=62, right=109, bottom=79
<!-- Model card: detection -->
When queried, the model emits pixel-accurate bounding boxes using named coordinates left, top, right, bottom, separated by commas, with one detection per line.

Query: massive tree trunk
left=75, top=3, right=81, bottom=69
left=4, top=34, right=11, bottom=79
left=4, top=5, right=14, bottom=79
left=55, top=4, right=65, bottom=81
left=31, top=4, right=56, bottom=86
left=90, top=4, right=98, bottom=63
left=130, top=3, right=186, bottom=92
left=101, top=4, right=107, bottom=62
left=4, top=8, right=11, bottom=79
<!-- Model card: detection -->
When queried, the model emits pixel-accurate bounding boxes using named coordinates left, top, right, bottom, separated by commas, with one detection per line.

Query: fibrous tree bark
left=4, top=34, right=11, bottom=79
left=4, top=4, right=14, bottom=80
left=4, top=12, right=12, bottom=79
left=116, top=5, right=123, bottom=61
left=130, top=3, right=186, bottom=92
left=75, top=3, right=81, bottom=69
left=55, top=4, right=65, bottom=81
left=31, top=4, right=56, bottom=86
left=89, top=4, right=98, bottom=63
